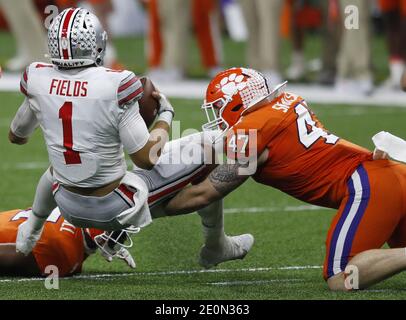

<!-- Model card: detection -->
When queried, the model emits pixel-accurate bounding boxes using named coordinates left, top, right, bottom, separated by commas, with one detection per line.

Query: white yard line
left=0, top=161, right=136, bottom=171
left=0, top=162, right=49, bottom=171
left=224, top=205, right=324, bottom=214
left=208, top=279, right=304, bottom=286
left=0, top=265, right=322, bottom=283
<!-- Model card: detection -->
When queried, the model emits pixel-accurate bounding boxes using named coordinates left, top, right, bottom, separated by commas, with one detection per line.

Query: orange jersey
left=0, top=209, right=86, bottom=276
left=226, top=92, right=373, bottom=208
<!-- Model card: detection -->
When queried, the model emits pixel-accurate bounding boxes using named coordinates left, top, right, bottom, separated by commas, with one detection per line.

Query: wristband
left=157, top=110, right=174, bottom=126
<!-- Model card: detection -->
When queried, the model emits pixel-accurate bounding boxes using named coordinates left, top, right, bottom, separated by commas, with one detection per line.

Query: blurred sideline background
left=0, top=0, right=406, bottom=105
left=2, top=1, right=406, bottom=299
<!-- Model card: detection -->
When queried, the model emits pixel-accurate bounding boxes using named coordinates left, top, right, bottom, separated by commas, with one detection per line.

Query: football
left=139, top=76, right=160, bottom=127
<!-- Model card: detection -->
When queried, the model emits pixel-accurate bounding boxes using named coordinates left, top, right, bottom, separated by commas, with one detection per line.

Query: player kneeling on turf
left=164, top=67, right=406, bottom=290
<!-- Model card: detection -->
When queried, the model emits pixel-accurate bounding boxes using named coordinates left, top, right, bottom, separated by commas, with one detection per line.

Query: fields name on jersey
left=49, top=79, right=88, bottom=97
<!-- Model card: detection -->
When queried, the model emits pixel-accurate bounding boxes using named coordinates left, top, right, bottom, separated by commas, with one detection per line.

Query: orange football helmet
left=202, top=67, right=272, bottom=133
left=82, top=228, right=104, bottom=255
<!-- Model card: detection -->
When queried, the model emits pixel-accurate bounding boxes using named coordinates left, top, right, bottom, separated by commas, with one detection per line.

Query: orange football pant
left=324, top=160, right=406, bottom=280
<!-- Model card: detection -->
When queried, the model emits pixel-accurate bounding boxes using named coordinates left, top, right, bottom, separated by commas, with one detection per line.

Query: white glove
left=372, top=131, right=406, bottom=162
left=100, top=247, right=136, bottom=269
left=157, top=93, right=174, bottom=114
left=116, top=247, right=136, bottom=269
left=16, top=220, right=44, bottom=256
left=155, top=92, right=174, bottom=125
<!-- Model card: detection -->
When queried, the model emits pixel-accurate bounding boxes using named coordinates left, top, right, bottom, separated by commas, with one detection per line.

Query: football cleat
left=199, top=234, right=254, bottom=269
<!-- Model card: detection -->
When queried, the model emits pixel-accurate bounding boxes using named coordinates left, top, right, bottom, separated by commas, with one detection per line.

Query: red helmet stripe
left=59, top=8, right=76, bottom=60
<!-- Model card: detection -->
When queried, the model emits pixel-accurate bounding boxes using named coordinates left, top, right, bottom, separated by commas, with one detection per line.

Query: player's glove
left=116, top=247, right=136, bottom=268
left=154, top=92, right=174, bottom=125
left=100, top=247, right=136, bottom=269
left=16, top=215, right=46, bottom=256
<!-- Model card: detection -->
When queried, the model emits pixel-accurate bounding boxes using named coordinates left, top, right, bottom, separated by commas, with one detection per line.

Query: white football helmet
left=48, top=7, right=107, bottom=68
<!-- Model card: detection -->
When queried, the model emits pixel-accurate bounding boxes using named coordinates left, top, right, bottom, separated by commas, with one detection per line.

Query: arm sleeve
left=119, top=103, right=150, bottom=154
left=10, top=98, right=39, bottom=138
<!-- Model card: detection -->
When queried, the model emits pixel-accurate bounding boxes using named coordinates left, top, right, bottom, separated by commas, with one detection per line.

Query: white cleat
left=199, top=234, right=254, bottom=269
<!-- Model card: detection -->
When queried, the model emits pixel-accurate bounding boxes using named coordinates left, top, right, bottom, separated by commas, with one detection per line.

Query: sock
left=389, top=58, right=405, bottom=85
left=32, top=168, right=57, bottom=219
left=26, top=213, right=47, bottom=232
left=197, top=200, right=227, bottom=249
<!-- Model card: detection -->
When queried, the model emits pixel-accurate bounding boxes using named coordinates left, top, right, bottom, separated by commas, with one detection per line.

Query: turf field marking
left=1, top=160, right=134, bottom=171
left=224, top=205, right=325, bottom=214
left=0, top=161, right=49, bottom=171
left=0, top=265, right=322, bottom=283
left=208, top=279, right=304, bottom=286
left=366, top=289, right=406, bottom=293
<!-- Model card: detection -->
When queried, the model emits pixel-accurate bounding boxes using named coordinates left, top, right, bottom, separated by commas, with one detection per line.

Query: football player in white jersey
left=9, top=8, right=174, bottom=256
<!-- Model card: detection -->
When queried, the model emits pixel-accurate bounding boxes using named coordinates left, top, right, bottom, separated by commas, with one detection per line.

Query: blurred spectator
left=284, top=0, right=323, bottom=81
left=55, top=0, right=124, bottom=69
left=88, top=0, right=123, bottom=69
left=146, top=0, right=223, bottom=81
left=402, top=69, right=406, bottom=91
left=378, top=0, right=406, bottom=90
left=318, top=0, right=341, bottom=85
left=222, top=0, right=248, bottom=42
left=239, top=0, right=283, bottom=87
left=0, top=0, right=47, bottom=72
left=335, top=0, right=373, bottom=95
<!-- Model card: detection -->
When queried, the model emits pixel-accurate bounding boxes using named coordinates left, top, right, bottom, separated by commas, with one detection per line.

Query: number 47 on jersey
left=295, top=103, right=339, bottom=149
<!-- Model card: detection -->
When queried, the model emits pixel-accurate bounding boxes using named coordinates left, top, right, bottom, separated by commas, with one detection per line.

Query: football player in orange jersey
left=164, top=67, right=406, bottom=291
left=0, top=208, right=135, bottom=277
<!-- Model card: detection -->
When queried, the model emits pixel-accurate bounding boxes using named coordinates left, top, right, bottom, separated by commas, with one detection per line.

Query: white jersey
left=19, top=62, right=149, bottom=187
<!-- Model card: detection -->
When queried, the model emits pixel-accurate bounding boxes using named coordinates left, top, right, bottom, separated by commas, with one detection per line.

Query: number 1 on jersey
left=59, top=101, right=82, bottom=165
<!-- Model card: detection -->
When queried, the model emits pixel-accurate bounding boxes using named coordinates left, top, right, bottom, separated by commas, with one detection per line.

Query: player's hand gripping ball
left=139, top=77, right=159, bottom=127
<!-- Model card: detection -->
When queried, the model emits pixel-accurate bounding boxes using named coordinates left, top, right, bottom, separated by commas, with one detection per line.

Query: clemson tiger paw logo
left=219, top=73, right=247, bottom=96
